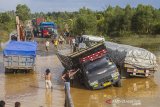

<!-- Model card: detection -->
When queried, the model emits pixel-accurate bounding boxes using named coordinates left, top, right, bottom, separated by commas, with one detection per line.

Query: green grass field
left=108, top=35, right=160, bottom=46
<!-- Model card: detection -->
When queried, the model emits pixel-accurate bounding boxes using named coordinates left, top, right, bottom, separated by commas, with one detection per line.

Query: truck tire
left=113, top=80, right=122, bottom=87
left=126, top=71, right=130, bottom=78
left=5, top=68, right=8, bottom=73
left=120, top=67, right=130, bottom=78
left=85, top=82, right=92, bottom=90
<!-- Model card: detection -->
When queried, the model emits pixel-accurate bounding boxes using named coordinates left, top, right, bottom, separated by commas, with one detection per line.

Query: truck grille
left=98, top=75, right=112, bottom=83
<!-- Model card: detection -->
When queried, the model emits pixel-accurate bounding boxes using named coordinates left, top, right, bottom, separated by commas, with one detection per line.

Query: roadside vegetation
left=0, top=12, right=15, bottom=42
left=0, top=4, right=160, bottom=42
left=111, top=35, right=160, bottom=46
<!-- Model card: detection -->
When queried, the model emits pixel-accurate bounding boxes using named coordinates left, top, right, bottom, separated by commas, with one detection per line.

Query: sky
left=0, top=0, right=160, bottom=13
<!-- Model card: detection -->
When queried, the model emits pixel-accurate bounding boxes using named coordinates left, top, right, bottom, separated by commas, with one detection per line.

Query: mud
left=0, top=40, right=65, bottom=107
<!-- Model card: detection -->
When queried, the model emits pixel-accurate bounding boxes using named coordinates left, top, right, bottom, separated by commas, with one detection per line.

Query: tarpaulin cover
left=40, top=22, right=57, bottom=28
left=105, top=41, right=157, bottom=69
left=82, top=35, right=105, bottom=42
left=3, top=41, right=37, bottom=57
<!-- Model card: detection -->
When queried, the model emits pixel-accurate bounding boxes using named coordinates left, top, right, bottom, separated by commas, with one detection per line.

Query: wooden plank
left=70, top=43, right=104, bottom=57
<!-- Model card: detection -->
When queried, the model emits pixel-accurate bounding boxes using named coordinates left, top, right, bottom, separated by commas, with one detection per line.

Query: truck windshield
left=84, top=56, right=112, bottom=73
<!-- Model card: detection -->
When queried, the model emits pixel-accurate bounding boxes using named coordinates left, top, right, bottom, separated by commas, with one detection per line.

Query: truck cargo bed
left=57, top=43, right=106, bottom=69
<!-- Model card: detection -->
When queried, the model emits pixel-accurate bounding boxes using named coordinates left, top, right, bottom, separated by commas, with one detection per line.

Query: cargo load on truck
left=82, top=35, right=105, bottom=42
left=57, top=42, right=121, bottom=90
left=3, top=41, right=37, bottom=72
left=104, top=41, right=157, bottom=78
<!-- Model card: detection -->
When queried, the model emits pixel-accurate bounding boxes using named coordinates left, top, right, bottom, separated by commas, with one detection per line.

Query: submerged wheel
left=126, top=71, right=131, bottom=78
left=84, top=82, right=92, bottom=90
left=113, top=80, right=122, bottom=87
left=5, top=68, right=8, bottom=73
left=120, top=67, right=130, bottom=78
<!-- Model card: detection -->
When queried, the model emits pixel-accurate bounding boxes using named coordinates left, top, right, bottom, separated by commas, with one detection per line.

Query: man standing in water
left=45, top=69, right=53, bottom=89
left=54, top=39, right=58, bottom=49
left=45, top=39, right=50, bottom=52
left=61, top=68, right=79, bottom=90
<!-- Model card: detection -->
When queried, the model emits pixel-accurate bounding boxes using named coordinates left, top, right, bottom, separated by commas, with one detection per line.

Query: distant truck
left=32, top=17, right=45, bottom=37
left=39, top=22, right=57, bottom=38
left=3, top=41, right=37, bottom=73
left=57, top=42, right=121, bottom=90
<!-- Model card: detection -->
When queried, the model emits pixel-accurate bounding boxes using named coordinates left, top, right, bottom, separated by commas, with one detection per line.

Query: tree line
left=0, top=4, right=160, bottom=41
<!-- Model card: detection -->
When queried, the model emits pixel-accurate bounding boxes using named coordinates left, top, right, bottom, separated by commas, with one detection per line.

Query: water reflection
left=71, top=77, right=159, bottom=107
left=4, top=73, right=38, bottom=98
left=70, top=38, right=160, bottom=107
left=45, top=89, right=53, bottom=107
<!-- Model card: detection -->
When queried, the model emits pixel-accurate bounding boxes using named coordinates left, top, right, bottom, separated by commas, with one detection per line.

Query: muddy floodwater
left=70, top=43, right=160, bottom=107
left=0, top=41, right=65, bottom=107
left=0, top=39, right=160, bottom=107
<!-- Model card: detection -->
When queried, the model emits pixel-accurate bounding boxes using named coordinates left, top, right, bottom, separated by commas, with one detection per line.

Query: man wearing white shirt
left=45, top=40, right=50, bottom=52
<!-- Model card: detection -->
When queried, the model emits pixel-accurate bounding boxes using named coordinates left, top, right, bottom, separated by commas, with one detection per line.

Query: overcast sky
left=0, top=0, right=160, bottom=13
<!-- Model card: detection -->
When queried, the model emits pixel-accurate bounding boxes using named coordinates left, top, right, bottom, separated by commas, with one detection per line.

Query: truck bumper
left=127, top=68, right=155, bottom=77
left=90, top=72, right=120, bottom=90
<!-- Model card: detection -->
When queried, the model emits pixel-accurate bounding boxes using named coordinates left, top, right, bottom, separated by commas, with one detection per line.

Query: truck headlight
left=111, top=71, right=119, bottom=78
left=86, top=71, right=89, bottom=74
left=90, top=80, right=98, bottom=86
left=108, top=62, right=112, bottom=65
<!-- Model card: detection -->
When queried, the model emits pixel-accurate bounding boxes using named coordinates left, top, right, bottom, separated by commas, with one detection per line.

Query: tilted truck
left=57, top=42, right=121, bottom=90
left=81, top=35, right=157, bottom=78
left=104, top=41, right=157, bottom=78
left=3, top=41, right=37, bottom=73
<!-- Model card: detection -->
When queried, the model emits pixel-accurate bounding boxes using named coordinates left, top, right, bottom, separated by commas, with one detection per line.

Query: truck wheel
left=5, top=68, right=8, bottom=73
left=85, top=83, right=92, bottom=90
left=126, top=72, right=130, bottom=78
left=114, top=80, right=122, bottom=87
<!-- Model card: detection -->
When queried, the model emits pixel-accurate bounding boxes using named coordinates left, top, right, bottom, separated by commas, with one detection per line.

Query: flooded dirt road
left=0, top=38, right=160, bottom=107
left=0, top=40, right=65, bottom=107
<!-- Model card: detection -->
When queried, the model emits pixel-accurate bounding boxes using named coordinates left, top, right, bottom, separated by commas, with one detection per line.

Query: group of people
left=45, top=39, right=62, bottom=52
left=44, top=68, right=79, bottom=90
left=45, top=39, right=59, bottom=52
left=0, top=100, right=20, bottom=107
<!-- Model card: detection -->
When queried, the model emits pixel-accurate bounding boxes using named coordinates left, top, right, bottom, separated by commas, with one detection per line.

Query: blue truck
left=39, top=22, right=58, bottom=38
left=3, top=41, right=37, bottom=73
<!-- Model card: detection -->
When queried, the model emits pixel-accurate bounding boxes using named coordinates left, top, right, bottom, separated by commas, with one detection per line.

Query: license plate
left=138, top=70, right=144, bottom=73
left=103, top=82, right=111, bottom=87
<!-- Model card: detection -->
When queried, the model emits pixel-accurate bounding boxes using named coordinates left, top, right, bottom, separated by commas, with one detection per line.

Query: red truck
left=32, top=17, right=45, bottom=37
left=36, top=18, right=45, bottom=26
